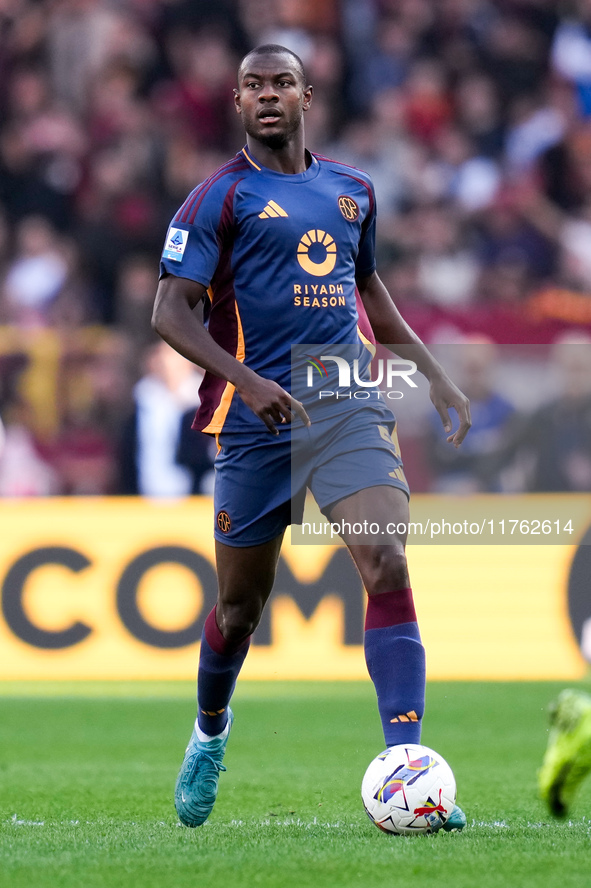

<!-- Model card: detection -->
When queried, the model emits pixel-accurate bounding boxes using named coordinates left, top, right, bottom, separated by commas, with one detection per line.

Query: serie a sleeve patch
left=162, top=227, right=189, bottom=262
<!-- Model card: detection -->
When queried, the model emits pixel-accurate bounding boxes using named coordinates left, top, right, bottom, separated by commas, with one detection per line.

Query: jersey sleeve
left=355, top=182, right=377, bottom=279
left=159, top=184, right=231, bottom=287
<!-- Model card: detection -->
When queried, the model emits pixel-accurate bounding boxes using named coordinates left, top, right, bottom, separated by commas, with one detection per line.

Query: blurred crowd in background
left=0, top=0, right=591, bottom=497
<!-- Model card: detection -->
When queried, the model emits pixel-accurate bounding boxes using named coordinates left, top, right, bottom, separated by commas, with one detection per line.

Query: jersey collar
left=240, top=146, right=320, bottom=182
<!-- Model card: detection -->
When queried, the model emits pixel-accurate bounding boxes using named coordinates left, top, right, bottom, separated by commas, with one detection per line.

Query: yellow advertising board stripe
left=0, top=497, right=587, bottom=681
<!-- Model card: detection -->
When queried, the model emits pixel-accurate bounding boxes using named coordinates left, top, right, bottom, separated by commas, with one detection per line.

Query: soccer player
left=153, top=44, right=471, bottom=830
left=539, top=689, right=591, bottom=816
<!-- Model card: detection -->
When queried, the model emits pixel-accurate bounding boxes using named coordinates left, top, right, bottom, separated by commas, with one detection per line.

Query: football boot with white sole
left=174, top=708, right=233, bottom=827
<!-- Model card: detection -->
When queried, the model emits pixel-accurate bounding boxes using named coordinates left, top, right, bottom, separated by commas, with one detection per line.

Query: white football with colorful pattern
left=362, top=743, right=457, bottom=835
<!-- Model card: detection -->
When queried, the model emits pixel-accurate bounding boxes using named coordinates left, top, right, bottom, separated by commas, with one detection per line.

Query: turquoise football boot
left=442, top=803, right=467, bottom=831
left=539, top=689, right=591, bottom=816
left=174, top=708, right=233, bottom=827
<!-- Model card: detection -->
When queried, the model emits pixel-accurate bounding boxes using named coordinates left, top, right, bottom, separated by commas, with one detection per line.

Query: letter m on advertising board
left=253, top=549, right=364, bottom=646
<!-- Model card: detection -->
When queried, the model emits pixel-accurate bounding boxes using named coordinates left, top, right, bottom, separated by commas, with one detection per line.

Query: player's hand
left=429, top=374, right=471, bottom=448
left=236, top=372, right=311, bottom=434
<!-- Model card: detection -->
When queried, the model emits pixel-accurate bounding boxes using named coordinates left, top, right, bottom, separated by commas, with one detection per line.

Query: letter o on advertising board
left=567, top=525, right=591, bottom=663
left=116, top=546, right=217, bottom=648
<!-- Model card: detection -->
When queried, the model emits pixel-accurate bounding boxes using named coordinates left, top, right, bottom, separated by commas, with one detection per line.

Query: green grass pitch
left=2, top=680, right=591, bottom=888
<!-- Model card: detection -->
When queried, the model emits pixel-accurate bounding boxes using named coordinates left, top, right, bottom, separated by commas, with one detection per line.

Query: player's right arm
left=152, top=274, right=309, bottom=434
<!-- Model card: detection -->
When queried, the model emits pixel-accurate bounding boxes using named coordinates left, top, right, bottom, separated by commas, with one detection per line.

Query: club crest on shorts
left=338, top=195, right=359, bottom=221
left=217, top=510, right=231, bottom=533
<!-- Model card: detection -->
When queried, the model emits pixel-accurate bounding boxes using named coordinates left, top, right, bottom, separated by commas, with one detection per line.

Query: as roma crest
left=338, top=195, right=360, bottom=221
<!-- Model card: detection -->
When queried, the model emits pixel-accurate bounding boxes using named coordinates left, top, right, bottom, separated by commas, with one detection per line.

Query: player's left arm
left=356, top=271, right=471, bottom=447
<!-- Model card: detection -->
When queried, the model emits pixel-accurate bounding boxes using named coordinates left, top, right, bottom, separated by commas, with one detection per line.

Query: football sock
left=195, top=718, right=231, bottom=744
left=197, top=607, right=250, bottom=736
left=364, top=588, right=425, bottom=747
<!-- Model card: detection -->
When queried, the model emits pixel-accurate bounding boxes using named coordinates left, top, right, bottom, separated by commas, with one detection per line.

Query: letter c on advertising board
left=1, top=547, right=92, bottom=649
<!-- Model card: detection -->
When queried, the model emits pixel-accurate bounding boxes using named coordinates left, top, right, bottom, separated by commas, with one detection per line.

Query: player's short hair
left=238, top=44, right=307, bottom=86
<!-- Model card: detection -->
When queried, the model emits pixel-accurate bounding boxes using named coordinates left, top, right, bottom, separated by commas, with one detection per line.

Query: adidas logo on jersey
left=259, top=200, right=288, bottom=219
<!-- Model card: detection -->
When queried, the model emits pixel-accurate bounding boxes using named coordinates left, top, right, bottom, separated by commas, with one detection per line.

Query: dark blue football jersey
left=160, top=146, right=379, bottom=433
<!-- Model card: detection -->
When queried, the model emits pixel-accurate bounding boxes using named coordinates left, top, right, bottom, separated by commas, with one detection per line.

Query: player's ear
left=303, top=84, right=313, bottom=112
left=233, top=88, right=241, bottom=113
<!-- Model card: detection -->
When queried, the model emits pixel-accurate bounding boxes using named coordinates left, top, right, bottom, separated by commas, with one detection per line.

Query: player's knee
left=359, top=546, right=410, bottom=596
left=217, top=601, right=262, bottom=643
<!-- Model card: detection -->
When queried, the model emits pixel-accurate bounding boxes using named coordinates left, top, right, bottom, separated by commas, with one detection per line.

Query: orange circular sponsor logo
left=296, top=229, right=337, bottom=276
left=217, top=511, right=231, bottom=533
left=338, top=195, right=359, bottom=221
